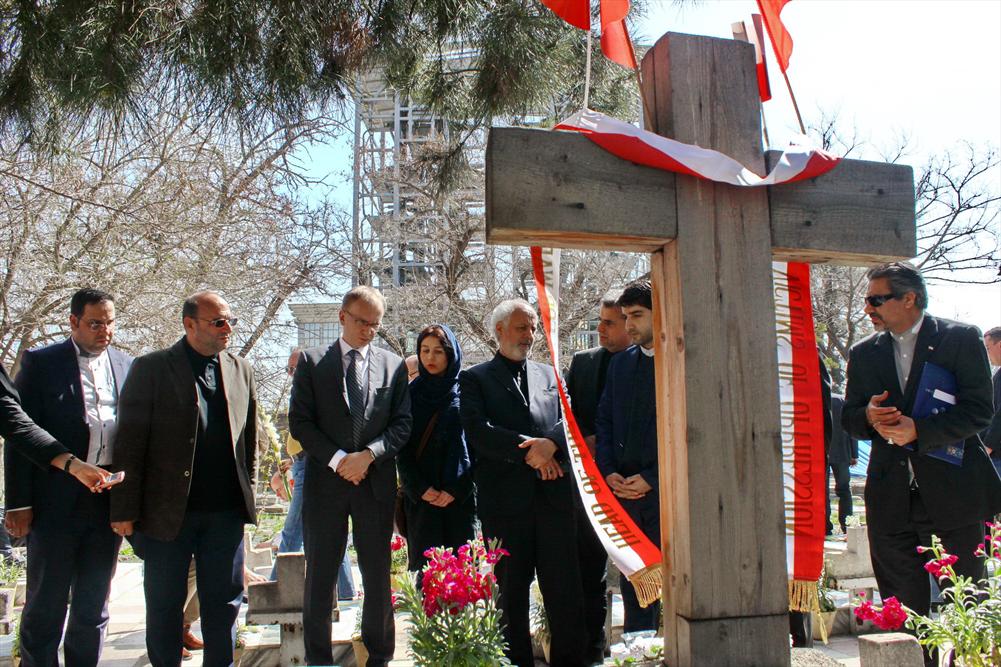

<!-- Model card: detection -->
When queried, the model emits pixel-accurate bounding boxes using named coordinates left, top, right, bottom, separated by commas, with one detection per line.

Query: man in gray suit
left=289, top=286, right=411, bottom=667
left=111, top=291, right=259, bottom=667
left=564, top=294, right=631, bottom=664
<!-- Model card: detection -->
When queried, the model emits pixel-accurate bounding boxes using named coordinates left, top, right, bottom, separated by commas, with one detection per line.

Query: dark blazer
left=0, top=366, right=68, bottom=469
left=982, top=369, right=1001, bottom=456
left=289, top=341, right=411, bottom=503
left=594, top=346, right=658, bottom=493
left=842, top=315, right=1000, bottom=531
left=4, top=339, right=132, bottom=525
left=564, top=346, right=608, bottom=439
left=828, top=394, right=858, bottom=465
left=459, top=355, right=570, bottom=518
left=110, top=339, right=258, bottom=541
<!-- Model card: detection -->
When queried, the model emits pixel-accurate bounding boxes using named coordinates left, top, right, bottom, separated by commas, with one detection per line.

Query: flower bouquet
left=854, top=522, right=1001, bottom=667
left=397, top=539, right=511, bottom=666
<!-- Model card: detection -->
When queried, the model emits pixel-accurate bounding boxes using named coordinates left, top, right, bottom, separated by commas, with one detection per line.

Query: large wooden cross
left=485, top=33, right=915, bottom=666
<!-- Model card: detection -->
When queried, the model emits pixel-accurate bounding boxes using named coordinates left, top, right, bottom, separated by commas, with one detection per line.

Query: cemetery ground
left=0, top=483, right=874, bottom=666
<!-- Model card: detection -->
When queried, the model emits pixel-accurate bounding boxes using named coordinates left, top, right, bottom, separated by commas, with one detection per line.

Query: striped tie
left=346, top=349, right=366, bottom=447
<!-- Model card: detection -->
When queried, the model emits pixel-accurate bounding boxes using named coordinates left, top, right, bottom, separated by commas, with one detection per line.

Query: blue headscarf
left=409, top=323, right=463, bottom=433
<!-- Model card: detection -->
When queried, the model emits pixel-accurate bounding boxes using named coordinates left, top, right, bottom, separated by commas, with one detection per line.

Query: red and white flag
left=600, top=0, right=637, bottom=70
left=556, top=109, right=840, bottom=186
left=540, top=0, right=590, bottom=30
left=539, top=0, right=637, bottom=70
left=531, top=246, right=663, bottom=607
left=757, top=0, right=794, bottom=72
left=772, top=262, right=827, bottom=623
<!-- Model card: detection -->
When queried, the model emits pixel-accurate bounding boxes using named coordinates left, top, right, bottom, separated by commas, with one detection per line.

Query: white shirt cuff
left=328, top=450, right=348, bottom=471
left=5, top=506, right=31, bottom=512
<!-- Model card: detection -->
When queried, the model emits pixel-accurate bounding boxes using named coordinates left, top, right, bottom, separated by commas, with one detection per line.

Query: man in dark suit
left=460, top=299, right=584, bottom=667
left=842, top=262, right=1000, bottom=623
left=826, top=393, right=858, bottom=535
left=595, top=281, right=660, bottom=634
left=289, top=286, right=411, bottom=667
left=981, top=326, right=1000, bottom=464
left=564, top=294, right=631, bottom=664
left=4, top=288, right=131, bottom=666
left=111, top=291, right=258, bottom=667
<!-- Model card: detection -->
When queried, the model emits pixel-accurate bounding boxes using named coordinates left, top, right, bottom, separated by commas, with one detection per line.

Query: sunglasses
left=199, top=317, right=238, bottom=328
left=864, top=293, right=898, bottom=308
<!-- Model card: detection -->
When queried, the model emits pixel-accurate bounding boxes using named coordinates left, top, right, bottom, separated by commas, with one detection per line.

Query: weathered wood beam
left=766, top=151, right=916, bottom=264
left=485, top=129, right=917, bottom=263
left=485, top=128, right=677, bottom=251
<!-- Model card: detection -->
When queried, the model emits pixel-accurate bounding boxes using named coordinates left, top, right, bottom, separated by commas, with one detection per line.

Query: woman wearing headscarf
left=397, top=324, right=476, bottom=574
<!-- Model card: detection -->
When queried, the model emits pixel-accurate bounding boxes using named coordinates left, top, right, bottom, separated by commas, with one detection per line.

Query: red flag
left=600, top=0, right=637, bottom=70
left=540, top=0, right=590, bottom=30
left=750, top=14, right=772, bottom=102
left=732, top=18, right=771, bottom=102
left=757, top=0, right=793, bottom=72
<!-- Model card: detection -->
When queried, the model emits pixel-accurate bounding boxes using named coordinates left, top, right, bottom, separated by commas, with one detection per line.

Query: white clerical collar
left=71, top=338, right=107, bottom=362
left=639, top=345, right=655, bottom=357
left=890, top=313, right=925, bottom=343
left=339, top=336, right=370, bottom=360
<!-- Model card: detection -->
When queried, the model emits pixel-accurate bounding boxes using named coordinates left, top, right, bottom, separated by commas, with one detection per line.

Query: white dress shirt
left=329, top=337, right=371, bottom=471
left=72, top=340, right=119, bottom=466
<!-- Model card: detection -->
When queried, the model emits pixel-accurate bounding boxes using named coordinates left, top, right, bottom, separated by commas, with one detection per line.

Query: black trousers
left=140, top=509, right=246, bottom=667
left=869, top=488, right=986, bottom=617
left=403, top=493, right=476, bottom=575
left=481, top=497, right=586, bottom=667
left=618, top=494, right=661, bottom=633
left=826, top=460, right=853, bottom=533
left=574, top=495, right=608, bottom=664
left=19, top=518, right=121, bottom=667
left=303, top=470, right=395, bottom=667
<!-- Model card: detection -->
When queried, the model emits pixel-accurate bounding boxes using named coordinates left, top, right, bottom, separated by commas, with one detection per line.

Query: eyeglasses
left=83, top=319, right=115, bottom=331
left=344, top=310, right=382, bottom=331
left=199, top=317, right=238, bottom=328
left=864, top=293, right=898, bottom=308
left=286, top=366, right=296, bottom=375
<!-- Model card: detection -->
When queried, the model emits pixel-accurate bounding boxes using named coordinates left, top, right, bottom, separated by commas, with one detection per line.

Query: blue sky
left=302, top=0, right=1000, bottom=333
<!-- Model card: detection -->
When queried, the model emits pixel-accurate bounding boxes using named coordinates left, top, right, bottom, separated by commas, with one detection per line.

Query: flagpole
left=583, top=29, right=593, bottom=111
left=782, top=69, right=806, bottom=134
left=761, top=107, right=771, bottom=149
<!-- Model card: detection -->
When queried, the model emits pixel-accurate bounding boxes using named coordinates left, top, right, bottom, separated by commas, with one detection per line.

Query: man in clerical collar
left=111, top=290, right=259, bottom=666
left=842, top=262, right=1000, bottom=652
left=4, top=288, right=132, bottom=666
left=595, top=280, right=661, bottom=635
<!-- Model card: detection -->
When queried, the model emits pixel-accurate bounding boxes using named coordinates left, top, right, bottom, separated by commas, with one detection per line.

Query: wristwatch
left=63, top=454, right=77, bottom=473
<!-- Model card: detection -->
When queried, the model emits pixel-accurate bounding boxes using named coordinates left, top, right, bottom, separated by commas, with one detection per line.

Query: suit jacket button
left=184, top=470, right=190, bottom=477
left=900, top=461, right=906, bottom=466
left=189, top=438, right=195, bottom=444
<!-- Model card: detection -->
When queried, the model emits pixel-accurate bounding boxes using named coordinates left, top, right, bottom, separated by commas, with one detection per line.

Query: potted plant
left=530, top=582, right=550, bottom=662
left=812, top=563, right=838, bottom=643
left=855, top=521, right=1001, bottom=666
left=397, top=538, right=510, bottom=666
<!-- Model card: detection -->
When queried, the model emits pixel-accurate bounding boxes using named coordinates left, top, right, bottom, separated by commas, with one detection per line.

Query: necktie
left=346, top=349, right=366, bottom=447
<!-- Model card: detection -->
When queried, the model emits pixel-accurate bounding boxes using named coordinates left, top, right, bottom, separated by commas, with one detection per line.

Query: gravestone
left=486, top=31, right=915, bottom=666
left=246, top=552, right=339, bottom=666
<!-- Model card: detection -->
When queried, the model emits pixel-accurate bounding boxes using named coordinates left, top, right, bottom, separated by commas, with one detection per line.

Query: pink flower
left=875, top=597, right=907, bottom=630
left=855, top=598, right=878, bottom=622
left=391, top=535, right=406, bottom=552
left=923, top=553, right=958, bottom=580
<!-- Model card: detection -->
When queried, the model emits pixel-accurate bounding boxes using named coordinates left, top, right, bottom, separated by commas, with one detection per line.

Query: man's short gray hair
left=489, top=299, right=537, bottom=341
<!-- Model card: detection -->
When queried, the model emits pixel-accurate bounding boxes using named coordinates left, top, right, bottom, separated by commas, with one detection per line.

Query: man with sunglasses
left=3, top=288, right=132, bottom=666
left=111, top=290, right=259, bottom=667
left=842, top=262, right=1000, bottom=644
left=290, top=286, right=410, bottom=667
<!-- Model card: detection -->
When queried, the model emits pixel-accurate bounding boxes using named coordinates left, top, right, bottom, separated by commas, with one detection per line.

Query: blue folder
left=908, top=361, right=964, bottom=466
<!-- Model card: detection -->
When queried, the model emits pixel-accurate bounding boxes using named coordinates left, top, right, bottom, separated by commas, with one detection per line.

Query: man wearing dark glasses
left=841, top=262, right=999, bottom=646
left=111, top=290, right=259, bottom=667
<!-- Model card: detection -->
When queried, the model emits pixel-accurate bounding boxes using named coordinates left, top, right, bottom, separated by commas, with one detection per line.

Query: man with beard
left=460, top=299, right=585, bottom=667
